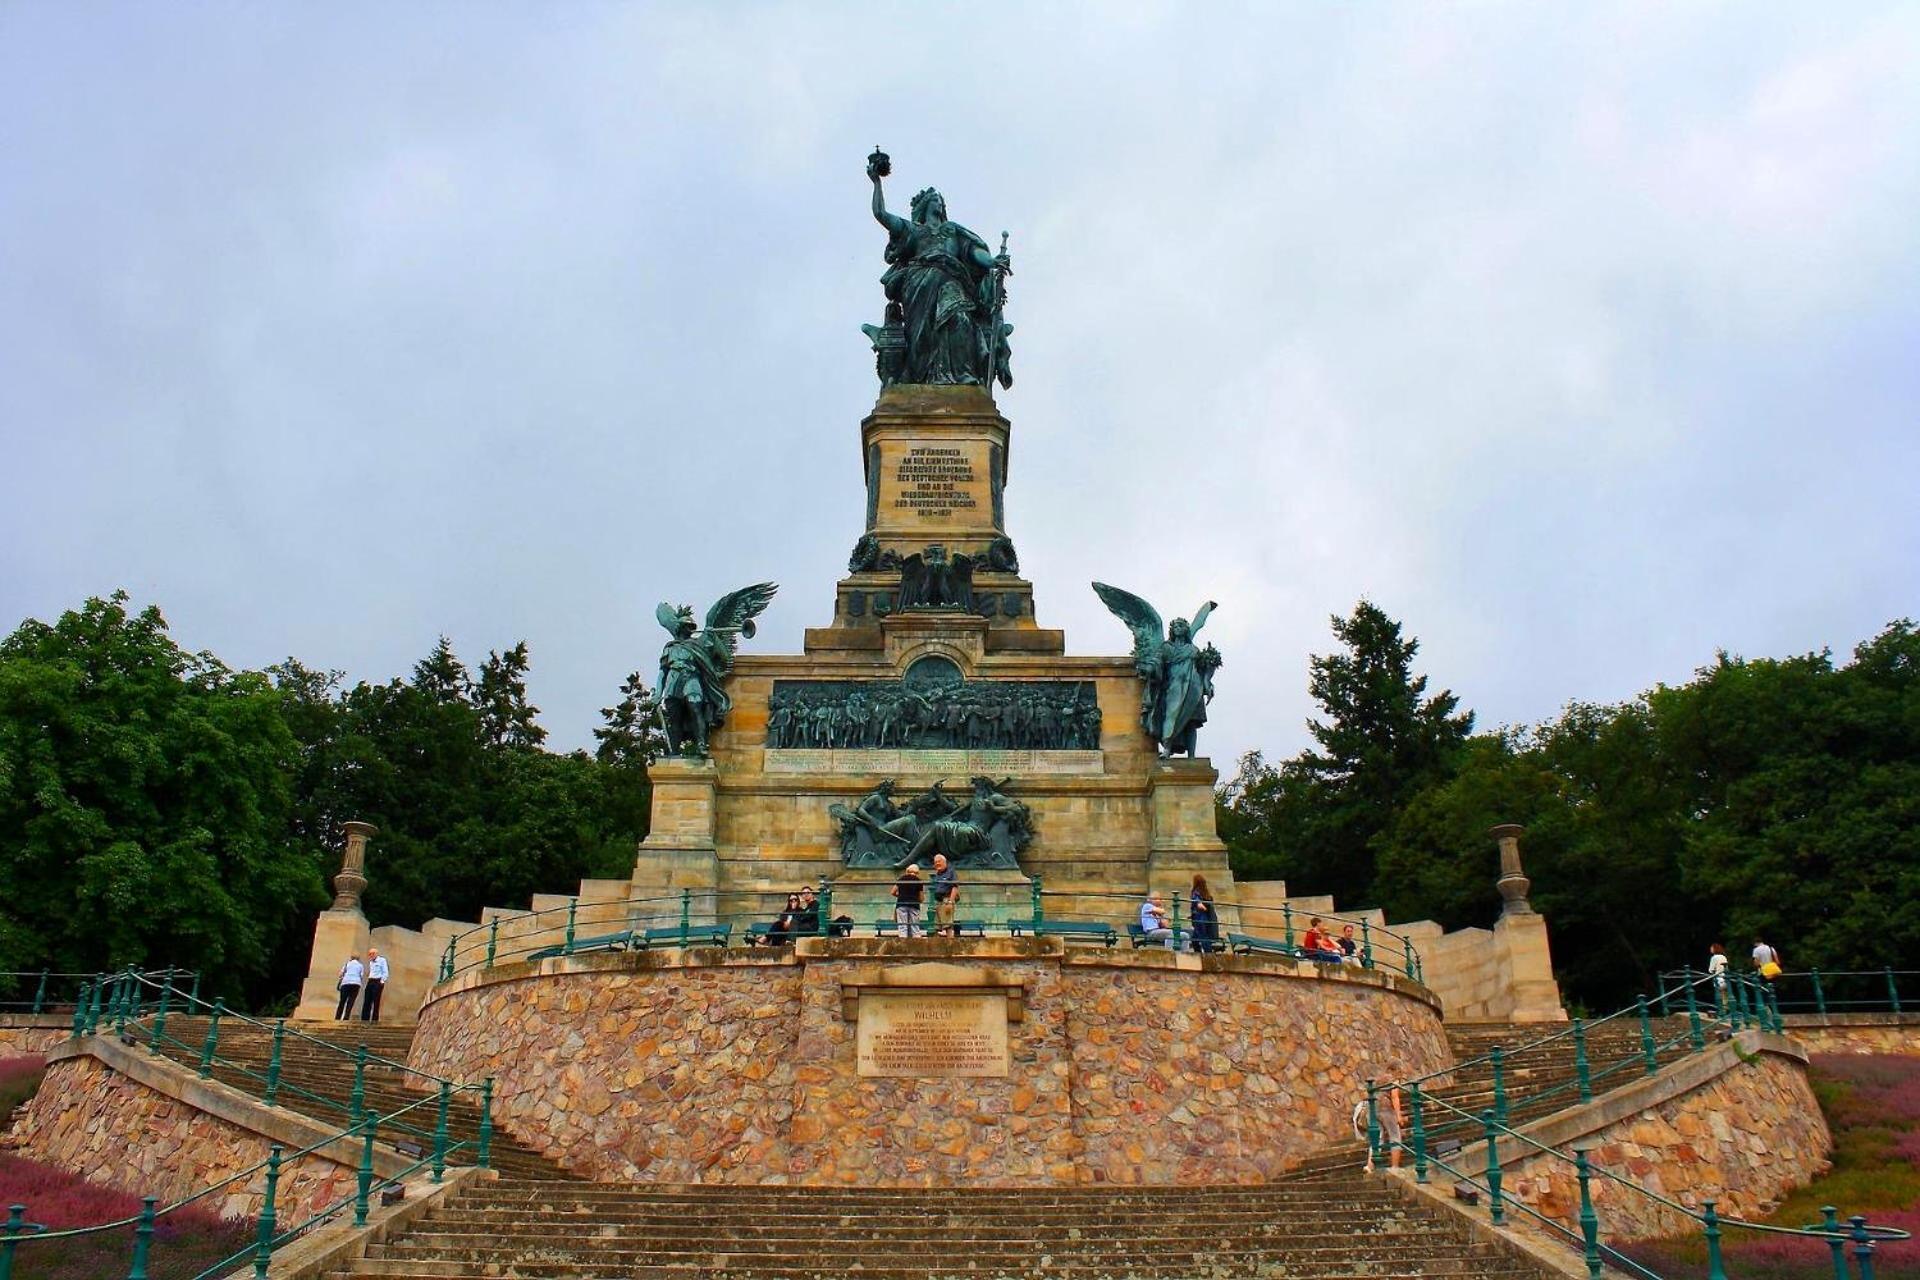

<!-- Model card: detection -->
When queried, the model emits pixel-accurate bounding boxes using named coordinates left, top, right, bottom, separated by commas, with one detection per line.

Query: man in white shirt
left=1138, top=893, right=1185, bottom=951
left=336, top=954, right=364, bottom=1020
left=361, top=949, right=390, bottom=1022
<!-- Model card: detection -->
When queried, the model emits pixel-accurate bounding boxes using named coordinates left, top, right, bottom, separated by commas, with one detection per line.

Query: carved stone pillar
left=1491, top=822, right=1533, bottom=917
left=330, top=820, right=377, bottom=912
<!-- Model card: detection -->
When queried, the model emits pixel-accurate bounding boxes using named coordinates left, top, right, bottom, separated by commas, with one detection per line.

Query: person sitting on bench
left=1138, top=893, right=1186, bottom=951
left=1301, top=918, right=1343, bottom=963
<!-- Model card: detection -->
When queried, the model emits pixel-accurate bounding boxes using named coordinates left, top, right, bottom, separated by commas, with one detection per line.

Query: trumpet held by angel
left=1091, top=583, right=1223, bottom=758
left=654, top=582, right=779, bottom=758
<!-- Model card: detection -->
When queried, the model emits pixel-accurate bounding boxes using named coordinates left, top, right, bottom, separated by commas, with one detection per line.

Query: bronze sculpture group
left=654, top=583, right=779, bottom=758
left=1092, top=583, right=1223, bottom=758
left=829, top=777, right=1034, bottom=870
left=766, top=679, right=1099, bottom=752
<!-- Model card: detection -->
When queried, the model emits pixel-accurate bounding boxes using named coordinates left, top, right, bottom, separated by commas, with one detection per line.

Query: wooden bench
left=1009, top=919, right=1118, bottom=947
left=635, top=924, right=731, bottom=949
left=525, top=929, right=638, bottom=961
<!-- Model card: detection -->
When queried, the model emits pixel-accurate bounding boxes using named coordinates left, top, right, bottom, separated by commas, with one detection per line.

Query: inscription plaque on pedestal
left=856, top=991, right=1009, bottom=1078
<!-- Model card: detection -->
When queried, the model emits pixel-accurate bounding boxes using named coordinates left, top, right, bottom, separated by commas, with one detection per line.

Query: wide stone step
left=406, top=1213, right=1455, bottom=1236
left=341, top=1261, right=1538, bottom=1280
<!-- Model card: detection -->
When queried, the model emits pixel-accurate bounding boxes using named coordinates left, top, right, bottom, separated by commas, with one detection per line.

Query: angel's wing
left=1091, top=582, right=1163, bottom=665
left=1189, top=601, right=1219, bottom=639
left=655, top=602, right=683, bottom=635
left=699, top=582, right=779, bottom=666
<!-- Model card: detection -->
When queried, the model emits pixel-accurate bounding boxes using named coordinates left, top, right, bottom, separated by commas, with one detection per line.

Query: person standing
left=361, top=949, right=389, bottom=1022
left=930, top=854, right=959, bottom=937
left=1752, top=937, right=1783, bottom=982
left=335, top=954, right=364, bottom=1021
left=892, top=864, right=925, bottom=939
left=1189, top=875, right=1219, bottom=953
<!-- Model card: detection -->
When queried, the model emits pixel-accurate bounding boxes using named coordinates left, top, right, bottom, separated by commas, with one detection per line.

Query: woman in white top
left=336, top=955, right=364, bottom=1020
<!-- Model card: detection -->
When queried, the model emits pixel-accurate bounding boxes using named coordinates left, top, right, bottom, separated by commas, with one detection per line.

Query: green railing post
left=1, top=1203, right=32, bottom=1280
left=1365, top=1081, right=1382, bottom=1169
left=350, top=1045, right=368, bottom=1127
left=264, top=1020, right=285, bottom=1106
left=251, top=1146, right=282, bottom=1279
left=1852, top=1215, right=1879, bottom=1280
left=124, top=1194, right=157, bottom=1280
left=1887, top=968, right=1902, bottom=1015
left=679, top=888, right=692, bottom=947
left=486, top=918, right=499, bottom=967
left=113, top=972, right=130, bottom=1037
left=1401, top=935, right=1414, bottom=980
left=1360, top=920, right=1374, bottom=969
left=30, top=972, right=47, bottom=1016
left=1730, top=975, right=1748, bottom=1030
left=1638, top=996, right=1658, bottom=1075
left=199, top=1000, right=224, bottom=1078
left=1811, top=968, right=1827, bottom=1016
left=1170, top=892, right=1182, bottom=950
left=147, top=975, right=172, bottom=1053
left=1030, top=875, right=1044, bottom=924
left=478, top=1079, right=495, bottom=1169
left=353, top=1116, right=378, bottom=1227
left=1490, top=1046, right=1508, bottom=1126
left=564, top=899, right=578, bottom=953
left=71, top=983, right=88, bottom=1039
left=818, top=883, right=833, bottom=938
left=1702, top=1200, right=1728, bottom=1280
left=440, top=938, right=454, bottom=982
left=1282, top=903, right=1294, bottom=950
left=1572, top=1017, right=1592, bottom=1103
left=1409, top=1084, right=1428, bottom=1183
left=1482, top=1111, right=1505, bottom=1226
left=1656, top=978, right=1671, bottom=1019
left=1769, top=982, right=1785, bottom=1033
left=1685, top=970, right=1705, bottom=1050
left=186, top=971, right=201, bottom=1010
left=1819, top=1206, right=1847, bottom=1280
left=1574, top=1151, right=1602, bottom=1278
left=433, top=1082, right=451, bottom=1182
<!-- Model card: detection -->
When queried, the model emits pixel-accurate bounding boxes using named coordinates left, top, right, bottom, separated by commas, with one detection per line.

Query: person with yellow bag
left=1752, top=937, right=1784, bottom=981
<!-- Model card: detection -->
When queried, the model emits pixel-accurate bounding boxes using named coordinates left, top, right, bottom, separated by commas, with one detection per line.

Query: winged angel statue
left=655, top=583, right=779, bottom=757
left=1091, top=584, right=1223, bottom=758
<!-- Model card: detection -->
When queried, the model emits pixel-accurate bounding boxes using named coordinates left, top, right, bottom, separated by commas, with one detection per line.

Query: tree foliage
left=1225, top=605, right=1920, bottom=1009
left=0, top=594, right=657, bottom=1010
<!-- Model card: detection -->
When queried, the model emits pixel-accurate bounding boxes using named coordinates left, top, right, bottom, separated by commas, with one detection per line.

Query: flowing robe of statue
left=869, top=152, right=1012, bottom=388
left=1148, top=633, right=1212, bottom=754
left=885, top=218, right=998, bottom=384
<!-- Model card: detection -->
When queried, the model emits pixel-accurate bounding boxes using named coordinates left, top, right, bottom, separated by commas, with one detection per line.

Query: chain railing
left=433, top=883, right=1427, bottom=986
left=0, top=1081, right=486, bottom=1279
left=1370, top=971, right=1906, bottom=1278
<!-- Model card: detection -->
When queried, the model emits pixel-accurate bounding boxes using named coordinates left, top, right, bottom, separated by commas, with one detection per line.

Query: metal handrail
left=0, top=1078, right=485, bottom=1279
left=434, top=884, right=1428, bottom=984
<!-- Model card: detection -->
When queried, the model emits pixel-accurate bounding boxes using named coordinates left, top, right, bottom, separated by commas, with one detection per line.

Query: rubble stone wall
left=14, top=1054, right=359, bottom=1220
left=1494, top=1036, right=1830, bottom=1243
left=406, top=940, right=1452, bottom=1186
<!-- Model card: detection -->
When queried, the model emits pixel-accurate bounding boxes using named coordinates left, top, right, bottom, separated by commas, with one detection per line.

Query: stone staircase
left=329, top=1176, right=1550, bottom=1278
left=1290, top=1015, right=1703, bottom=1178
left=130, top=1015, right=575, bottom=1182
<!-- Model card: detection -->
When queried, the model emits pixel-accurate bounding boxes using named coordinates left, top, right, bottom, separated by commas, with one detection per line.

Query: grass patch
left=1620, top=1053, right=1920, bottom=1278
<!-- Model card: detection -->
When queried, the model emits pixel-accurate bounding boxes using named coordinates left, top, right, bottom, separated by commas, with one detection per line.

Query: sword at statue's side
left=984, top=230, right=1010, bottom=390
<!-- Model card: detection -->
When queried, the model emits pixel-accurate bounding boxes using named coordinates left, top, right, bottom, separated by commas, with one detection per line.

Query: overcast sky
left=4, top=4, right=1916, bottom=767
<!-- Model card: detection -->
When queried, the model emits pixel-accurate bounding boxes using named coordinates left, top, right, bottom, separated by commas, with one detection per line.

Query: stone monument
left=632, top=151, right=1235, bottom=926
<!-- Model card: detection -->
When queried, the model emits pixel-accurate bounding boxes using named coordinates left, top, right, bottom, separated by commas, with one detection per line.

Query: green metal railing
left=0, top=1082, right=485, bottom=1279
left=1373, top=972, right=1908, bottom=1278
left=1661, top=968, right=1915, bottom=1018
left=86, top=970, right=476, bottom=1154
left=433, top=884, right=1428, bottom=986
left=0, top=970, right=107, bottom=1014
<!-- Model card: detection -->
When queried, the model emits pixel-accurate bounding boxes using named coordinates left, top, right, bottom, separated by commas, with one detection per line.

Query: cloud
left=2, top=3, right=1916, bottom=768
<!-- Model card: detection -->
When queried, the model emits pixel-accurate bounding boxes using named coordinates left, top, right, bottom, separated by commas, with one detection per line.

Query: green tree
left=1225, top=601, right=1472, bottom=908
left=0, top=594, right=327, bottom=998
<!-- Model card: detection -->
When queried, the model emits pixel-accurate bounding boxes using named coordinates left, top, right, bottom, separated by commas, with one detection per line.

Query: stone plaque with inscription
left=856, top=991, right=1010, bottom=1078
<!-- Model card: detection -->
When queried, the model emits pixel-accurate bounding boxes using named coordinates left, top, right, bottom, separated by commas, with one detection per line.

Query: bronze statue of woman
left=869, top=149, right=1012, bottom=388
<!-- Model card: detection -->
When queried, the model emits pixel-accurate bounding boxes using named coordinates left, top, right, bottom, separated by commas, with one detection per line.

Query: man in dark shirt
left=929, top=855, right=959, bottom=937
left=793, top=886, right=821, bottom=938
